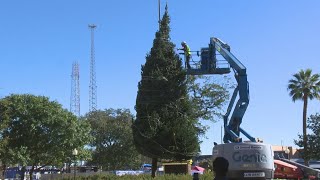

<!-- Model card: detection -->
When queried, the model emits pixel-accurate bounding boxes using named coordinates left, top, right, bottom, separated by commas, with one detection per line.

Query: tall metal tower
left=70, top=61, right=80, bottom=117
left=89, top=24, right=97, bottom=112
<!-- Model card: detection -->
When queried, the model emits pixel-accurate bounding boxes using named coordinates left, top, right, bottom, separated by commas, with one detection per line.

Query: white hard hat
left=181, top=41, right=186, bottom=45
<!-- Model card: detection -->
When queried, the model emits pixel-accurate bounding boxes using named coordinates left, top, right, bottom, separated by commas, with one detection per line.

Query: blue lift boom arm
left=210, top=37, right=255, bottom=143
left=185, top=37, right=257, bottom=143
left=203, top=37, right=274, bottom=180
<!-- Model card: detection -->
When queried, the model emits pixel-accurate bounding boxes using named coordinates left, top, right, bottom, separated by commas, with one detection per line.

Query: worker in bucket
left=178, top=41, right=191, bottom=69
left=213, top=157, right=229, bottom=180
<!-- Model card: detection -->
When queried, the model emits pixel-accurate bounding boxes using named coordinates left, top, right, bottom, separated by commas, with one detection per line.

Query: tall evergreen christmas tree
left=133, top=5, right=200, bottom=176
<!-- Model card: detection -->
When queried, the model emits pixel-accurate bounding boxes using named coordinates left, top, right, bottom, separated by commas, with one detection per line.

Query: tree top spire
left=165, top=1, right=168, bottom=12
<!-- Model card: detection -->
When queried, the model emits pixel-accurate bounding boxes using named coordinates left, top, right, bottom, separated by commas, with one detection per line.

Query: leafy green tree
left=85, top=109, right=141, bottom=170
left=187, top=75, right=230, bottom=121
left=295, top=113, right=320, bottom=162
left=0, top=94, right=92, bottom=180
left=133, top=5, right=201, bottom=177
left=288, top=69, right=320, bottom=165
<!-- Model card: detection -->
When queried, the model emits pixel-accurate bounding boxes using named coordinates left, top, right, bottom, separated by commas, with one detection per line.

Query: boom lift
left=184, top=37, right=274, bottom=180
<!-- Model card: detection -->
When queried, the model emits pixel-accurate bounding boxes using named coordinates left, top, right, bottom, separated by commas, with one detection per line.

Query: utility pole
left=70, top=61, right=80, bottom=117
left=158, top=0, right=161, bottom=29
left=221, top=125, right=223, bottom=144
left=88, top=24, right=97, bottom=112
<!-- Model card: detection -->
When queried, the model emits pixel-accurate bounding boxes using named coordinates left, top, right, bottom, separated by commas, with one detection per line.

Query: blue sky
left=1, top=0, right=320, bottom=155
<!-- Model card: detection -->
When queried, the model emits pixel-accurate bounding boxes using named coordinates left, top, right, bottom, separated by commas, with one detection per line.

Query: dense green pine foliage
left=133, top=5, right=200, bottom=162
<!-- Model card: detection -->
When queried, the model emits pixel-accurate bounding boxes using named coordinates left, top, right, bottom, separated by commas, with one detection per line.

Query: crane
left=184, top=37, right=274, bottom=180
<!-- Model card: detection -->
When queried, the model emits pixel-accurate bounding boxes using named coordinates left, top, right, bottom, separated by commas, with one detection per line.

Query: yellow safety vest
left=185, top=45, right=191, bottom=55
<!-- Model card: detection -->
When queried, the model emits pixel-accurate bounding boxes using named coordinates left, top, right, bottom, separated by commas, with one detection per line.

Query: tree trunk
left=151, top=158, right=157, bottom=178
left=29, top=165, right=35, bottom=180
left=303, top=97, right=309, bottom=166
left=20, top=166, right=26, bottom=180
left=68, top=162, right=71, bottom=173
left=2, top=164, right=6, bottom=179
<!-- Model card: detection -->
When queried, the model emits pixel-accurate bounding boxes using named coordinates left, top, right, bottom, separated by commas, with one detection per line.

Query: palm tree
left=288, top=69, right=320, bottom=165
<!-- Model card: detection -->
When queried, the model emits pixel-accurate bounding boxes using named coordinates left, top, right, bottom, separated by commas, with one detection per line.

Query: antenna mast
left=88, top=24, right=97, bottom=112
left=158, top=0, right=161, bottom=29
left=70, top=61, right=80, bottom=117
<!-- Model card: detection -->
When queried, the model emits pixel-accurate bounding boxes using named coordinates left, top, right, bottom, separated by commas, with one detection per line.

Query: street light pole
left=72, top=148, right=78, bottom=180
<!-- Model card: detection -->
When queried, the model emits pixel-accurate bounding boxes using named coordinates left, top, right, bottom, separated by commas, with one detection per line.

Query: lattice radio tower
left=89, top=24, right=97, bottom=112
left=70, top=61, right=80, bottom=117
